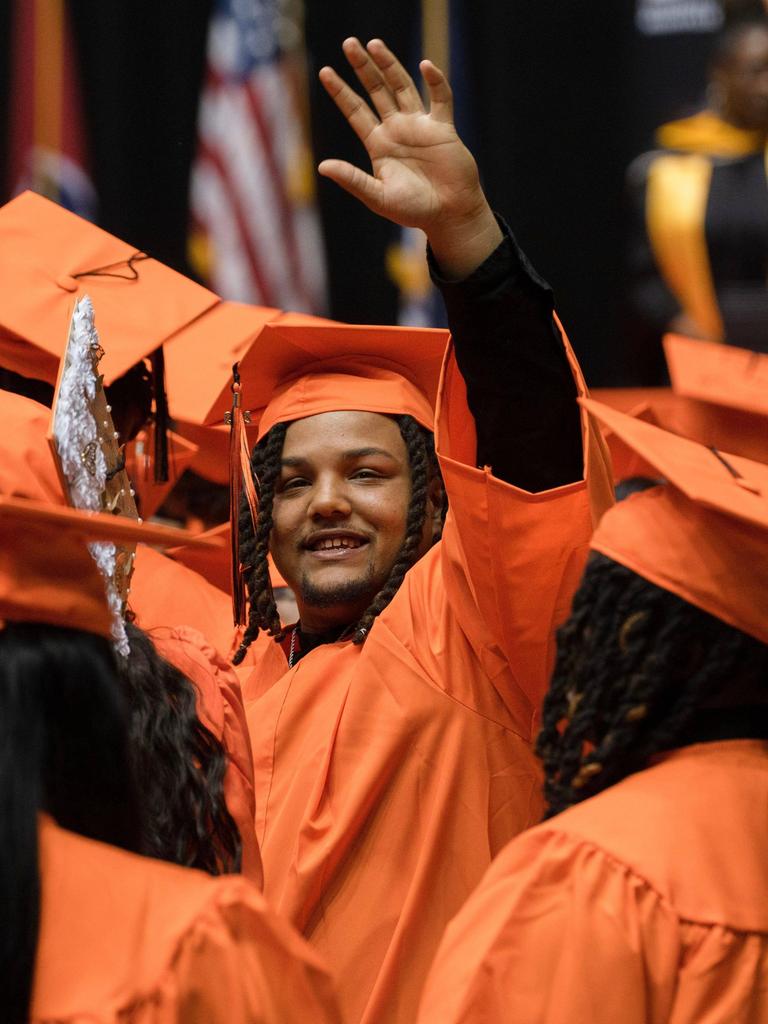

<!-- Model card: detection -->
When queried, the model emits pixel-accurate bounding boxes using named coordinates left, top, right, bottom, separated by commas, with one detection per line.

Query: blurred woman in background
left=627, top=17, right=768, bottom=380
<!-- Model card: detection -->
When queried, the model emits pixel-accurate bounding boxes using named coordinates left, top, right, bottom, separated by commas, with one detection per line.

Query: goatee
left=299, top=565, right=378, bottom=609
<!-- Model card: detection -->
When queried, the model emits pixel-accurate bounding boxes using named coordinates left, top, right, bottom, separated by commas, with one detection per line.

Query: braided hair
left=233, top=414, right=446, bottom=664
left=537, top=553, right=768, bottom=818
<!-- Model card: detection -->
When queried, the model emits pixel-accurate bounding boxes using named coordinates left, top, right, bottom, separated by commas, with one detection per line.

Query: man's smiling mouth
left=303, top=531, right=369, bottom=556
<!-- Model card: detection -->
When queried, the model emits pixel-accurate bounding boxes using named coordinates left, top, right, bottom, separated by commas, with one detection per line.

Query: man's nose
left=308, top=474, right=352, bottom=518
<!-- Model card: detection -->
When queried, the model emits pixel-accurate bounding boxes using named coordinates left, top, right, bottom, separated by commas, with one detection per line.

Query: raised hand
left=318, top=37, right=502, bottom=279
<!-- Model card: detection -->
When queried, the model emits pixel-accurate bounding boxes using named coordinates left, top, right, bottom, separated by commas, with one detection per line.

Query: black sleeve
left=429, top=219, right=583, bottom=492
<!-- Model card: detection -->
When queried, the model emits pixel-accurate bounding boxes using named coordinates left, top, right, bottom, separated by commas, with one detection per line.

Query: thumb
left=318, top=159, right=385, bottom=213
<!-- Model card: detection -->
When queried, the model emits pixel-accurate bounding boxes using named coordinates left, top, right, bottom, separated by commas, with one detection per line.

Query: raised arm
left=319, top=38, right=613, bottom=727
left=318, top=38, right=585, bottom=491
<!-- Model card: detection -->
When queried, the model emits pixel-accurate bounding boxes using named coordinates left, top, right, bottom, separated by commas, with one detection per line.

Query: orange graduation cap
left=0, top=495, right=213, bottom=640
left=0, top=390, right=64, bottom=503
left=0, top=190, right=219, bottom=387
left=204, top=315, right=449, bottom=436
left=163, top=301, right=282, bottom=486
left=593, top=368, right=768, bottom=482
left=163, top=301, right=280, bottom=426
left=582, top=398, right=768, bottom=645
left=664, top=333, right=768, bottom=417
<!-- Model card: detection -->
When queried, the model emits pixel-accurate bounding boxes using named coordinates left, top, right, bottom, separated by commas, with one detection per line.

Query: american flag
left=189, top=0, right=326, bottom=312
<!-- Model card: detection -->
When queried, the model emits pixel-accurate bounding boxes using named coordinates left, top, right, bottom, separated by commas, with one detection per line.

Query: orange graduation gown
left=31, top=816, right=342, bottom=1023
left=150, top=624, right=262, bottom=886
left=242, top=339, right=613, bottom=1024
left=417, top=739, right=768, bottom=1024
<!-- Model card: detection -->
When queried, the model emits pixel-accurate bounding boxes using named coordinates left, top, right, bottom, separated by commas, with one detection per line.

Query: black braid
left=233, top=414, right=446, bottom=662
left=232, top=422, right=288, bottom=666
left=537, top=553, right=768, bottom=818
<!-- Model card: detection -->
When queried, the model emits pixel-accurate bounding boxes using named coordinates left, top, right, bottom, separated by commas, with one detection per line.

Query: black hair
left=233, top=414, right=446, bottom=664
left=120, top=622, right=242, bottom=874
left=536, top=553, right=768, bottom=818
left=0, top=623, right=143, bottom=1024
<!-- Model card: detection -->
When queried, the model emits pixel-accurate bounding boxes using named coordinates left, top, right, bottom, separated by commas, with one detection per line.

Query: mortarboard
left=163, top=301, right=280, bottom=426
left=203, top=316, right=450, bottom=437
left=167, top=522, right=231, bottom=594
left=0, top=191, right=219, bottom=386
left=163, top=301, right=282, bottom=486
left=593, top=378, right=768, bottom=483
left=0, top=496, right=211, bottom=640
left=582, top=398, right=768, bottom=644
left=664, top=333, right=768, bottom=417
left=0, top=390, right=64, bottom=503
left=172, top=420, right=230, bottom=485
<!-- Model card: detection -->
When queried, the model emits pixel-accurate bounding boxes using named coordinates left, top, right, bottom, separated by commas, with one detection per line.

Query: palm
left=362, top=115, right=478, bottom=228
left=318, top=40, right=482, bottom=232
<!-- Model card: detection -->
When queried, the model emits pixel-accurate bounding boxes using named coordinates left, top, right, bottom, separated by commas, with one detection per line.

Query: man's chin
left=299, top=569, right=379, bottom=611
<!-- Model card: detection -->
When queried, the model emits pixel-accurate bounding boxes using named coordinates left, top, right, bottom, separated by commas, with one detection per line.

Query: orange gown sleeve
left=150, top=625, right=262, bottom=887
left=435, top=324, right=614, bottom=736
left=416, top=826, right=681, bottom=1024
left=151, top=880, right=343, bottom=1024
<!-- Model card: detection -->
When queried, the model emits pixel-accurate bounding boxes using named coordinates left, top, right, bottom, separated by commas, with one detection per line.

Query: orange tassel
left=227, top=363, right=259, bottom=627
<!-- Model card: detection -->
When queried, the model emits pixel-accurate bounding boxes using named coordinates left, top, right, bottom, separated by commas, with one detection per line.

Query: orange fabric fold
left=31, top=816, right=342, bottom=1023
left=418, top=741, right=768, bottom=1024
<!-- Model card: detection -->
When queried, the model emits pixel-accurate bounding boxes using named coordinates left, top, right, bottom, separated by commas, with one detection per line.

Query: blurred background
left=1, top=0, right=765, bottom=387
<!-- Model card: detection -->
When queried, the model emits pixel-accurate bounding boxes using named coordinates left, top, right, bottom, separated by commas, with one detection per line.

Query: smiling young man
left=233, top=38, right=613, bottom=1024
left=271, top=410, right=441, bottom=634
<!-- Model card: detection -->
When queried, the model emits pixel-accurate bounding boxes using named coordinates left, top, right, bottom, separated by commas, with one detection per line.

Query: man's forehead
left=282, top=409, right=405, bottom=455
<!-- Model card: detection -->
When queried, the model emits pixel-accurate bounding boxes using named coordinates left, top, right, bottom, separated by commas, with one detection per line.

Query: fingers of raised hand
left=339, top=37, right=399, bottom=120
left=420, top=60, right=454, bottom=124
left=363, top=38, right=424, bottom=116
left=318, top=64, right=379, bottom=144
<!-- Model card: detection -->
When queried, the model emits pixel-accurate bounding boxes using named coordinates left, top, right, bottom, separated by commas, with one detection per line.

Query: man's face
left=717, top=26, right=768, bottom=131
left=270, top=410, right=434, bottom=633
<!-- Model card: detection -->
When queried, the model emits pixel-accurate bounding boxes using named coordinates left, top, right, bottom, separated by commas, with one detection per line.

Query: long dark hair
left=120, top=622, right=242, bottom=874
left=233, top=413, right=447, bottom=664
left=0, top=622, right=143, bottom=1024
left=536, top=553, right=768, bottom=817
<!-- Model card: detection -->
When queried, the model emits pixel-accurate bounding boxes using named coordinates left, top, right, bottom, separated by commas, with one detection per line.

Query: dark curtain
left=0, top=1, right=728, bottom=385
left=67, top=0, right=213, bottom=273
left=304, top=0, right=413, bottom=326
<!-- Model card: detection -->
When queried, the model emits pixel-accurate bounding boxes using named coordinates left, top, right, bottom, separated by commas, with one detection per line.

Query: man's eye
left=351, top=469, right=382, bottom=480
left=282, top=477, right=309, bottom=491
